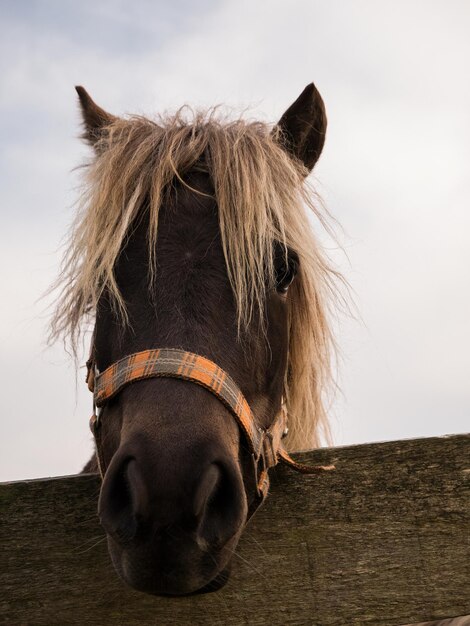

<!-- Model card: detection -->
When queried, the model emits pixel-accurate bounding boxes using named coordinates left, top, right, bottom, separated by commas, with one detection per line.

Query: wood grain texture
left=1, top=434, right=469, bottom=626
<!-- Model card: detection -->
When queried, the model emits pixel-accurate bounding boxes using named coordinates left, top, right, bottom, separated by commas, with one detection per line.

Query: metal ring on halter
left=93, top=364, right=101, bottom=425
left=90, top=403, right=102, bottom=433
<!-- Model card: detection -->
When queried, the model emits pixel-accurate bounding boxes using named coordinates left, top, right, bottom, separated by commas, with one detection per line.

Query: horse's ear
left=75, top=86, right=116, bottom=146
left=274, top=83, right=327, bottom=173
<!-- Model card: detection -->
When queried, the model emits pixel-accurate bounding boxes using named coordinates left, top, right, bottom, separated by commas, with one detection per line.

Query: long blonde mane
left=51, top=108, right=341, bottom=451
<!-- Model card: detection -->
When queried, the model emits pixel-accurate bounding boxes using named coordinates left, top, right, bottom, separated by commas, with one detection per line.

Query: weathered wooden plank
left=410, top=620, right=470, bottom=626
left=1, top=434, right=469, bottom=626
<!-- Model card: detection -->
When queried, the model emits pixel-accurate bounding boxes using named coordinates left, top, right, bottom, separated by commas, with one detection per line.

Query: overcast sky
left=1, top=0, right=469, bottom=481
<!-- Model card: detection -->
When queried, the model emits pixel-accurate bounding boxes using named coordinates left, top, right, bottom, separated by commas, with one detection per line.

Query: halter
left=86, top=348, right=334, bottom=515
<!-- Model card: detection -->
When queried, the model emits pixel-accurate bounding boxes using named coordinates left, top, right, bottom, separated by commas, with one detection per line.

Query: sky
left=0, top=0, right=469, bottom=481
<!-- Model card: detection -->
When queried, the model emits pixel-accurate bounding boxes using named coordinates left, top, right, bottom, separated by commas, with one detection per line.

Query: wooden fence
left=1, top=434, right=469, bottom=626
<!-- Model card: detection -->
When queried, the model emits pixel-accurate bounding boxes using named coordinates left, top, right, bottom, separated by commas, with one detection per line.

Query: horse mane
left=50, top=108, right=342, bottom=451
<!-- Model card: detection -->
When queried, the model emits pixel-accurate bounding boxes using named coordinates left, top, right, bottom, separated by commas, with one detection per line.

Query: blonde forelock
left=50, top=108, right=341, bottom=450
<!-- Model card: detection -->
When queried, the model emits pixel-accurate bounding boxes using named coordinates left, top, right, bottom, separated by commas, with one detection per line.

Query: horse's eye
left=275, top=256, right=298, bottom=294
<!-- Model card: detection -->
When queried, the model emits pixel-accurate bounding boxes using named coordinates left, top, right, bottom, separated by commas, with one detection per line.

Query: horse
left=50, top=82, right=339, bottom=597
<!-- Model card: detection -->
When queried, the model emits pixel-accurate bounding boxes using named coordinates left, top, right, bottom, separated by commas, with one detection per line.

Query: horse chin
left=186, top=566, right=232, bottom=595
left=154, top=566, right=232, bottom=597
left=106, top=534, right=236, bottom=597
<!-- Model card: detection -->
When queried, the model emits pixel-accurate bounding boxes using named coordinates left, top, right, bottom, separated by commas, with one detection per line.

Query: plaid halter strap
left=86, top=348, right=334, bottom=508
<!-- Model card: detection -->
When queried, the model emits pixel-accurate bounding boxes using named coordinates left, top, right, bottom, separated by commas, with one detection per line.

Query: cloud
left=1, top=0, right=469, bottom=480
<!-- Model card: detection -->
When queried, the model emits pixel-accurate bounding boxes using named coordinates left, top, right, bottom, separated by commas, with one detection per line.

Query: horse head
left=52, top=83, right=335, bottom=595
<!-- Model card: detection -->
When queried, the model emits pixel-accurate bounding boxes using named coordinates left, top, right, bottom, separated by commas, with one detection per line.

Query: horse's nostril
left=193, top=464, right=221, bottom=518
left=98, top=457, right=147, bottom=543
left=195, top=462, right=242, bottom=545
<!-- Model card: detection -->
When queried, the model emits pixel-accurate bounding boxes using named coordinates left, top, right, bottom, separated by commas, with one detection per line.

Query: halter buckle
left=262, top=431, right=277, bottom=469
left=251, top=450, right=270, bottom=502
